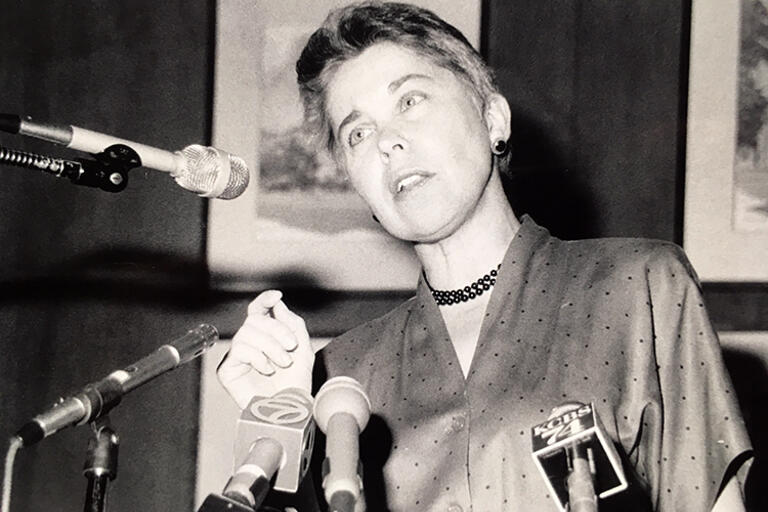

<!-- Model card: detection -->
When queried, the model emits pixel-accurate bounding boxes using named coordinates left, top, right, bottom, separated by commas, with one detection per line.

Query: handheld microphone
left=313, top=377, right=371, bottom=512
left=531, top=402, right=628, bottom=512
left=0, top=114, right=249, bottom=199
left=199, top=388, right=315, bottom=512
left=15, top=324, right=218, bottom=447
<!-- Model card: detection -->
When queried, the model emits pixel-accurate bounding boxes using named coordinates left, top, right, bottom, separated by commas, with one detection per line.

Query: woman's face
left=326, top=42, right=503, bottom=243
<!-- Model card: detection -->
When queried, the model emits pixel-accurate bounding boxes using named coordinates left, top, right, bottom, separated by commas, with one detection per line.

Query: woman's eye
left=400, top=93, right=425, bottom=111
left=348, top=127, right=372, bottom=147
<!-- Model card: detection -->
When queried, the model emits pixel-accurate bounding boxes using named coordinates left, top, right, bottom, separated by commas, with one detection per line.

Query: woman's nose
left=377, top=126, right=407, bottom=161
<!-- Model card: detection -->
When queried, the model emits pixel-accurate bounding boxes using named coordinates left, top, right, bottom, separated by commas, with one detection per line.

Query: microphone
left=199, top=388, right=315, bottom=512
left=15, top=324, right=218, bottom=447
left=0, top=114, right=249, bottom=199
left=531, top=402, right=628, bottom=512
left=313, top=377, right=371, bottom=512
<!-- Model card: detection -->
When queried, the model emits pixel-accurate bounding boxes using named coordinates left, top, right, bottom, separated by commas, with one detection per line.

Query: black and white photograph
left=0, top=1, right=766, bottom=511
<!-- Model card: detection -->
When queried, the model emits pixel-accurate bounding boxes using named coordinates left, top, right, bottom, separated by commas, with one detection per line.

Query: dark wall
left=485, top=0, right=688, bottom=242
left=481, top=0, right=768, bottom=334
left=0, top=2, right=213, bottom=511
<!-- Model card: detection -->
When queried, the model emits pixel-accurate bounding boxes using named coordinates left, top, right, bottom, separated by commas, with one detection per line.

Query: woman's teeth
left=396, top=174, right=425, bottom=193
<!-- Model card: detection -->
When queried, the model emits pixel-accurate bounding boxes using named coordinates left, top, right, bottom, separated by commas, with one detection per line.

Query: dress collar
left=415, top=214, right=551, bottom=309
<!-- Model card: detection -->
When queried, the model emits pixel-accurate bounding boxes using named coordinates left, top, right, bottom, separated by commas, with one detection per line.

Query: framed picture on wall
left=685, top=0, right=768, bottom=281
left=206, top=0, right=482, bottom=291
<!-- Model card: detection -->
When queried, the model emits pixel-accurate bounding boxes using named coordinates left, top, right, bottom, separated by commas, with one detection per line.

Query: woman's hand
left=217, top=290, right=316, bottom=409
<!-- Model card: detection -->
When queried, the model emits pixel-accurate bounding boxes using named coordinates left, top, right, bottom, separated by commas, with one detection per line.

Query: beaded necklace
left=426, top=263, right=502, bottom=306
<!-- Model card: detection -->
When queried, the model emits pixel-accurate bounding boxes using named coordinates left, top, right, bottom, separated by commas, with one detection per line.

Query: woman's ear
left=484, top=93, right=512, bottom=144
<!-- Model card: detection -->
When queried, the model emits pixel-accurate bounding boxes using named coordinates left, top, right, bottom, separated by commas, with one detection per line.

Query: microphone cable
left=1, top=436, right=23, bottom=512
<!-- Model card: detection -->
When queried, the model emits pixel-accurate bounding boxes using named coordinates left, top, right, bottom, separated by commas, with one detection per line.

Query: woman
left=217, top=2, right=752, bottom=510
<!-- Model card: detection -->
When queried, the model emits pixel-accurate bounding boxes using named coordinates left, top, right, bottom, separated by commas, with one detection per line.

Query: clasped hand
left=217, top=290, right=325, bottom=409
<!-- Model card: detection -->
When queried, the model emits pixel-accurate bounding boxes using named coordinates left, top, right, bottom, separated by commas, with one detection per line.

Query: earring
left=492, top=139, right=508, bottom=156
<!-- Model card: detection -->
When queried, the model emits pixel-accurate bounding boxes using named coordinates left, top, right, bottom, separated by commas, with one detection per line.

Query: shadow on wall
left=500, top=108, right=600, bottom=241
left=0, top=248, right=212, bottom=308
left=722, top=346, right=768, bottom=511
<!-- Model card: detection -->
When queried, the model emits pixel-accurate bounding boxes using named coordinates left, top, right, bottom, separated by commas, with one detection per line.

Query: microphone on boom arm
left=0, top=113, right=249, bottom=198
left=15, top=324, right=219, bottom=447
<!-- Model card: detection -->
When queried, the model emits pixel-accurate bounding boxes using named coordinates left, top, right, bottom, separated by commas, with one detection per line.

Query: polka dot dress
left=322, top=216, right=752, bottom=511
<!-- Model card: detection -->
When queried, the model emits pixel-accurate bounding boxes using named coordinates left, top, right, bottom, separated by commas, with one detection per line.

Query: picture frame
left=685, top=0, right=768, bottom=282
left=206, top=0, right=482, bottom=291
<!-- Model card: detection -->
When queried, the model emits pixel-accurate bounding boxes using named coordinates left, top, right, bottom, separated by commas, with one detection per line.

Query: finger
left=232, top=322, right=297, bottom=369
left=247, top=290, right=284, bottom=316
left=242, top=314, right=298, bottom=352
left=217, top=349, right=262, bottom=384
left=226, top=335, right=277, bottom=374
left=255, top=332, right=296, bottom=368
left=271, top=300, right=310, bottom=350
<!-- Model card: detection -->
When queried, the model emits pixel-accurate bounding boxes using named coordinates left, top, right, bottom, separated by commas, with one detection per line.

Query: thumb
left=247, top=290, right=284, bottom=316
left=271, top=299, right=311, bottom=353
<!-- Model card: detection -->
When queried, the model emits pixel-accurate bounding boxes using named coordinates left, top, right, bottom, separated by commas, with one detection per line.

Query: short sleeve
left=638, top=244, right=752, bottom=510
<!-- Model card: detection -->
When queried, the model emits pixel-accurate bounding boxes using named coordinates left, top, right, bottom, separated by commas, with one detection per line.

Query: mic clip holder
left=72, top=144, right=140, bottom=193
left=82, top=416, right=120, bottom=512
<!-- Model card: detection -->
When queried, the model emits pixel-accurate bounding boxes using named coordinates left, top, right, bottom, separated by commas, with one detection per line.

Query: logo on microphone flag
left=250, top=393, right=311, bottom=425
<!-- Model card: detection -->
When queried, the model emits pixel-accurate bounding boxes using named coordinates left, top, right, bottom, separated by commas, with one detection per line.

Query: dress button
left=447, top=504, right=463, bottom=512
left=451, top=415, right=466, bottom=432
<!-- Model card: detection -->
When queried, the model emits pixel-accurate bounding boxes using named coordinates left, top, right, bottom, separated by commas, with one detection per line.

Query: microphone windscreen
left=218, top=154, right=249, bottom=199
left=313, top=376, right=371, bottom=433
left=176, top=144, right=250, bottom=199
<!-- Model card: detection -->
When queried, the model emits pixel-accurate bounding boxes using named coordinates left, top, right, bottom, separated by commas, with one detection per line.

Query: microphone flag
left=531, top=402, right=628, bottom=511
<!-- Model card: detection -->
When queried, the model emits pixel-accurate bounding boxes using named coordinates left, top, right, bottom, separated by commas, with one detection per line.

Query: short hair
left=296, top=1, right=505, bottom=164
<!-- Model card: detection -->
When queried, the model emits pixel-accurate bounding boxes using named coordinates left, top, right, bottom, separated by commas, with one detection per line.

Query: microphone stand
left=0, top=143, right=141, bottom=192
left=566, top=442, right=597, bottom=512
left=82, top=417, right=119, bottom=512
